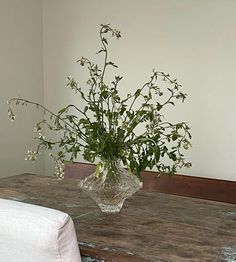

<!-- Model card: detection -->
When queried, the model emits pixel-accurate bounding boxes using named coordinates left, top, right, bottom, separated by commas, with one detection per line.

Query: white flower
left=112, top=29, right=121, bottom=38
left=54, top=159, right=65, bottom=180
left=38, top=132, right=45, bottom=140
left=34, top=125, right=42, bottom=133
left=25, top=150, right=38, bottom=161
left=8, top=110, right=16, bottom=122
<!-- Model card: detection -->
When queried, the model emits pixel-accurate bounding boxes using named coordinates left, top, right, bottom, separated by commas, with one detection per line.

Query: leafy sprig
left=8, top=24, right=191, bottom=179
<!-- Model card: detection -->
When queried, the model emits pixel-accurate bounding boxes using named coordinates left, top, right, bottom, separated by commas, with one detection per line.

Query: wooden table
left=0, top=173, right=236, bottom=262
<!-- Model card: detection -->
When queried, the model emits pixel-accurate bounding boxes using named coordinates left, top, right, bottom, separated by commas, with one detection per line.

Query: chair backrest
left=0, top=199, right=82, bottom=262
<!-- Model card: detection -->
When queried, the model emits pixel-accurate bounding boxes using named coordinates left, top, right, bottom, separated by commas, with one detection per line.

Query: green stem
left=9, top=98, right=86, bottom=138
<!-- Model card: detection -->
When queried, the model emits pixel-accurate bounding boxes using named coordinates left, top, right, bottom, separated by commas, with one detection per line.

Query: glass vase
left=79, top=160, right=143, bottom=213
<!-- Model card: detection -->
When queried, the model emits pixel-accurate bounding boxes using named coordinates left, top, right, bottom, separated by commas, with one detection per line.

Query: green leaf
left=84, top=106, right=88, bottom=113
left=134, top=89, right=141, bottom=98
left=156, top=103, right=162, bottom=111
left=172, top=133, right=178, bottom=141
left=79, top=118, right=90, bottom=126
left=58, top=108, right=67, bottom=114
left=101, top=90, right=109, bottom=99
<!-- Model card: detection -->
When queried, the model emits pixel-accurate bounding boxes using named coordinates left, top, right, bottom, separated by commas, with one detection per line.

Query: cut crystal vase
left=79, top=160, right=143, bottom=213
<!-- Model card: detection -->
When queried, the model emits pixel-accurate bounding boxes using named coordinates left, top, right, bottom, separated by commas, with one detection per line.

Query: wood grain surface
left=64, top=162, right=236, bottom=204
left=0, top=173, right=236, bottom=262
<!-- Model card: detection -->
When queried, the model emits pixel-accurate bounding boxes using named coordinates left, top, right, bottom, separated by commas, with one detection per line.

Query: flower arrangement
left=8, top=24, right=191, bottom=179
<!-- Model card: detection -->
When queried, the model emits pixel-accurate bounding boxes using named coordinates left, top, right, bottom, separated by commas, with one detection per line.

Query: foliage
left=8, top=24, right=191, bottom=179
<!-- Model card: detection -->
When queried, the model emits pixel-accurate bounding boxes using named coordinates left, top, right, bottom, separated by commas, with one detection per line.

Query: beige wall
left=0, top=0, right=44, bottom=177
left=42, top=0, right=236, bottom=181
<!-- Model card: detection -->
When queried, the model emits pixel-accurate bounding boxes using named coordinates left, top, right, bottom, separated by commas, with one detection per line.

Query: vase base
left=97, top=201, right=124, bottom=213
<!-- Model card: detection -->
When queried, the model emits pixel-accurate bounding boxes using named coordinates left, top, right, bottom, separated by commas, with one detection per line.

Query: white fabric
left=0, top=199, right=82, bottom=262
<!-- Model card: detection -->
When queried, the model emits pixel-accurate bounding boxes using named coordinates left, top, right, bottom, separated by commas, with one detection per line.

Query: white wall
left=42, top=0, right=236, bottom=181
left=0, top=0, right=44, bottom=178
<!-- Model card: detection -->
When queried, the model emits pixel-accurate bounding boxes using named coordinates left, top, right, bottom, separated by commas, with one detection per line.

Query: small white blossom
left=38, top=132, right=45, bottom=140
left=8, top=110, right=16, bottom=122
left=183, top=142, right=189, bottom=150
left=34, top=125, right=42, bottom=133
left=67, top=76, right=78, bottom=89
left=185, top=162, right=192, bottom=168
left=79, top=57, right=86, bottom=66
left=10, top=116, right=16, bottom=122
left=25, top=150, right=38, bottom=161
left=54, top=159, right=65, bottom=180
left=112, top=29, right=121, bottom=38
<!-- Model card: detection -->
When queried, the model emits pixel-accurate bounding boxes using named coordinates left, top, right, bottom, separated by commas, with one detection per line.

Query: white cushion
left=0, top=199, right=82, bottom=262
